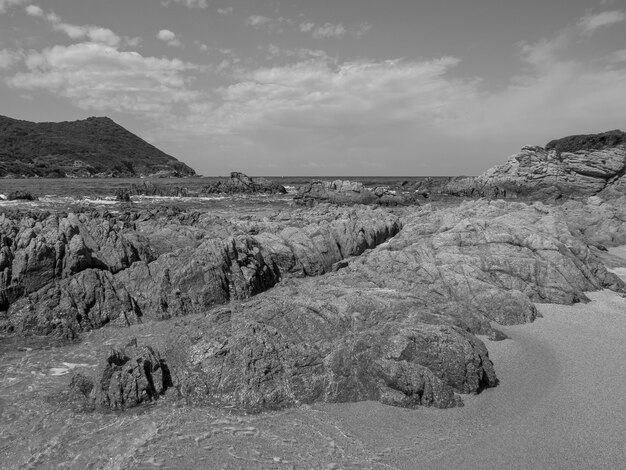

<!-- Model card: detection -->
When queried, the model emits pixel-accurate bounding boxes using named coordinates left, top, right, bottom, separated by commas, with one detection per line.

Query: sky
left=0, top=0, right=625, bottom=176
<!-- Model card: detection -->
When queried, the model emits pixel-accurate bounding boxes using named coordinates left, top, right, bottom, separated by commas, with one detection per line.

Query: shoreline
left=297, top=287, right=626, bottom=469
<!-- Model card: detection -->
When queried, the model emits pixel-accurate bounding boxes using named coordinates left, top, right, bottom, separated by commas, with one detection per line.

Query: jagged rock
left=6, top=191, right=38, bottom=201
left=116, top=207, right=402, bottom=320
left=0, top=211, right=154, bottom=318
left=70, top=343, right=171, bottom=410
left=294, top=180, right=417, bottom=206
left=442, top=130, right=626, bottom=199
left=4, top=197, right=626, bottom=412
left=161, top=199, right=622, bottom=412
left=200, top=172, right=287, bottom=195
left=6, top=269, right=140, bottom=338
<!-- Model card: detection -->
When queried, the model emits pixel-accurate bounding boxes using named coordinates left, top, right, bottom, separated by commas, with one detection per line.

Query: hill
left=0, top=115, right=196, bottom=178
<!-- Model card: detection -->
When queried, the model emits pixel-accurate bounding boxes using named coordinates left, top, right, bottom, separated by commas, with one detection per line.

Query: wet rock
left=294, top=180, right=417, bottom=206
left=70, top=343, right=171, bottom=410
left=200, top=172, right=287, bottom=195
left=7, top=191, right=38, bottom=201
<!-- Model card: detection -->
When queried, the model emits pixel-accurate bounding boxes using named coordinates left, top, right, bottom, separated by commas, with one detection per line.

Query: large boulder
left=70, top=343, right=171, bottom=410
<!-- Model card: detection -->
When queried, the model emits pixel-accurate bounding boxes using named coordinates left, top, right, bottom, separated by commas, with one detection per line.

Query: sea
left=0, top=176, right=451, bottom=212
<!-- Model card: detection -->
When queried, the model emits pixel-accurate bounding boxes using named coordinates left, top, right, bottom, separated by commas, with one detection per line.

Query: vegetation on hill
left=546, top=129, right=626, bottom=154
left=0, top=115, right=196, bottom=178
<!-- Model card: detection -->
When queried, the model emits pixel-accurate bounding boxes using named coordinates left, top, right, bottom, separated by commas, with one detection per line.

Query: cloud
left=24, top=4, right=43, bottom=17
left=577, top=10, right=626, bottom=34
left=0, top=0, right=27, bottom=14
left=6, top=42, right=199, bottom=116
left=311, top=22, right=347, bottom=39
left=0, top=49, right=22, bottom=68
left=157, top=29, right=181, bottom=47
left=217, top=7, right=232, bottom=15
left=299, top=22, right=315, bottom=33
left=27, top=7, right=121, bottom=46
left=299, top=21, right=370, bottom=39
left=246, top=15, right=272, bottom=28
left=163, top=8, right=626, bottom=175
left=442, top=13, right=626, bottom=145
left=608, top=49, right=626, bottom=63
left=161, top=0, right=208, bottom=8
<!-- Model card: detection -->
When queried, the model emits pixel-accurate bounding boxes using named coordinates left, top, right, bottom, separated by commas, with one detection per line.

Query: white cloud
left=246, top=15, right=272, bottom=28
left=0, top=49, right=22, bottom=69
left=157, top=29, right=181, bottom=47
left=7, top=42, right=199, bottom=116
left=161, top=0, right=207, bottom=8
left=25, top=4, right=43, bottom=16
left=299, top=22, right=315, bottom=33
left=300, top=21, right=369, bottom=39
left=217, top=7, right=232, bottom=15
left=27, top=7, right=121, bottom=46
left=0, top=0, right=27, bottom=14
left=577, top=10, right=626, bottom=34
left=311, top=22, right=347, bottom=39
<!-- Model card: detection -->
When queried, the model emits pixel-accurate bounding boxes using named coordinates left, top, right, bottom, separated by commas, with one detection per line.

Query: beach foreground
left=2, top=276, right=625, bottom=469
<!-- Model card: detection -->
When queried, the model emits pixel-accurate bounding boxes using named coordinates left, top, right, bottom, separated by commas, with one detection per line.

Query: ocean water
left=0, top=176, right=451, bottom=212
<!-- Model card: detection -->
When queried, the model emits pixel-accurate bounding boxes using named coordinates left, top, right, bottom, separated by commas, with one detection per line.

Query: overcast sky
left=1, top=0, right=625, bottom=176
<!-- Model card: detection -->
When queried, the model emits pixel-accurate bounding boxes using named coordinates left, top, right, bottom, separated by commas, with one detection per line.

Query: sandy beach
left=301, top=288, right=626, bottom=469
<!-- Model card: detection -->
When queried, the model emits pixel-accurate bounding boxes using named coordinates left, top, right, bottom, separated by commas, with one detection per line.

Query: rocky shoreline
left=2, top=129, right=626, bottom=466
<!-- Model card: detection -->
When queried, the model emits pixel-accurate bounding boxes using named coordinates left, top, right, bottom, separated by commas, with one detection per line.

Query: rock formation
left=70, top=342, right=171, bottom=410
left=294, top=179, right=419, bottom=206
left=441, top=130, right=626, bottom=199
left=200, top=172, right=287, bottom=195
left=2, top=187, right=625, bottom=411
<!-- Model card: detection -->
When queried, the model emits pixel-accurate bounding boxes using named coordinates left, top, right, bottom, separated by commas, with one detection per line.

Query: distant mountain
left=0, top=115, right=196, bottom=178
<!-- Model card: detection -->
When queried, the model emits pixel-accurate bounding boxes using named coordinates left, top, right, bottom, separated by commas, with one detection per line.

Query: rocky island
left=2, top=129, right=626, bottom=467
left=0, top=115, right=195, bottom=178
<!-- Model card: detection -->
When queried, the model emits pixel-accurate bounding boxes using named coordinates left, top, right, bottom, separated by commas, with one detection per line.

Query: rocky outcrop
left=442, top=130, right=626, bottom=199
left=116, top=207, right=402, bottom=320
left=0, top=207, right=401, bottom=336
left=7, top=269, right=140, bottom=338
left=0, top=211, right=154, bottom=334
left=160, top=199, right=623, bottom=412
left=4, top=197, right=625, bottom=412
left=112, top=172, right=287, bottom=200
left=294, top=180, right=419, bottom=206
left=6, top=191, right=38, bottom=201
left=200, top=172, right=287, bottom=195
left=70, top=342, right=171, bottom=410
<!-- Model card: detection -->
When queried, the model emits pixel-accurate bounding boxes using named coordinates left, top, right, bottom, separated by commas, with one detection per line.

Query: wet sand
left=312, top=288, right=626, bottom=469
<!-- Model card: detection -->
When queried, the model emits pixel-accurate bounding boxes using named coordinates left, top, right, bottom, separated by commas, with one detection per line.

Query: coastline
left=298, top=287, right=626, bottom=469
